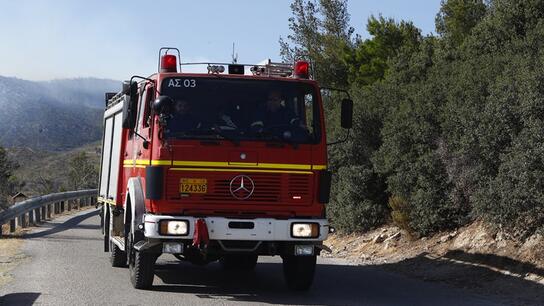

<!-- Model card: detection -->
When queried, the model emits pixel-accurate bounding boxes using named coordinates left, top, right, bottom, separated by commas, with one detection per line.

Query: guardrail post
left=67, top=200, right=72, bottom=212
left=47, top=204, right=52, bottom=219
left=27, top=211, right=31, bottom=226
left=41, top=206, right=46, bottom=220
left=10, top=218, right=16, bottom=233
left=60, top=201, right=65, bottom=213
left=28, top=211, right=35, bottom=226
left=35, top=208, right=41, bottom=224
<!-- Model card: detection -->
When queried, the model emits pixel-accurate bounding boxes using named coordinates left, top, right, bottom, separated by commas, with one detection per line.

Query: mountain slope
left=0, top=76, right=119, bottom=151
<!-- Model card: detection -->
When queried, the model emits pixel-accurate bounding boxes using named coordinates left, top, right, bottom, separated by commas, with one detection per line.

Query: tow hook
left=192, top=218, right=210, bottom=250
left=316, top=245, right=333, bottom=253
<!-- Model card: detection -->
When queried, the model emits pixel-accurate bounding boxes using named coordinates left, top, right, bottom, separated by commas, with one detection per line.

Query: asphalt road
left=0, top=209, right=506, bottom=306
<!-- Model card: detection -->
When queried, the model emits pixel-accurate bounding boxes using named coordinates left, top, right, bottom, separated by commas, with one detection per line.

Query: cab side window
left=142, top=86, right=153, bottom=128
left=136, top=84, right=153, bottom=133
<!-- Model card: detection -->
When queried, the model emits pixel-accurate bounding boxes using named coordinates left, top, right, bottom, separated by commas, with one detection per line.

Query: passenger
left=215, top=101, right=240, bottom=131
left=167, top=99, right=200, bottom=134
left=250, top=90, right=299, bottom=133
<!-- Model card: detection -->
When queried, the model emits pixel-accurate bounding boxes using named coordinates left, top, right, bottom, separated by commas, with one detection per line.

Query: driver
left=250, top=90, right=299, bottom=133
left=166, top=99, right=201, bottom=134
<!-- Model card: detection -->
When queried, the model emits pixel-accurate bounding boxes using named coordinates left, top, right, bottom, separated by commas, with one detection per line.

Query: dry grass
left=0, top=238, right=27, bottom=287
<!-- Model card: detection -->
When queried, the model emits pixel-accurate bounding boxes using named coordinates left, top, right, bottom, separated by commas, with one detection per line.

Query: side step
left=111, top=236, right=125, bottom=251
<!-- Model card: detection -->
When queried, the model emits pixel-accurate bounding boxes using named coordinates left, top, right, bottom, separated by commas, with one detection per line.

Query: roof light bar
left=207, top=65, right=225, bottom=74
left=294, top=61, right=309, bottom=79
left=158, top=47, right=181, bottom=73
left=250, top=60, right=293, bottom=77
left=160, top=54, right=178, bottom=73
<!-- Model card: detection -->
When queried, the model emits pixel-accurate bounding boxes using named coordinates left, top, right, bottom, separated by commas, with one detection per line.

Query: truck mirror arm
left=326, top=129, right=351, bottom=146
left=132, top=130, right=150, bottom=149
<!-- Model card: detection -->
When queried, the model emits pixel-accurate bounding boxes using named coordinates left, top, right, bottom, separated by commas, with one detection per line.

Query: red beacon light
left=294, top=61, right=310, bottom=79
left=160, top=54, right=178, bottom=73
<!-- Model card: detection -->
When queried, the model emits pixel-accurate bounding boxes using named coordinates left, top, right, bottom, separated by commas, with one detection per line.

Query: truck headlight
left=159, top=220, right=189, bottom=236
left=291, top=223, right=319, bottom=238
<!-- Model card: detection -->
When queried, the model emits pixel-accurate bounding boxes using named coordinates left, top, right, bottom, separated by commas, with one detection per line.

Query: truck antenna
left=232, top=42, right=238, bottom=64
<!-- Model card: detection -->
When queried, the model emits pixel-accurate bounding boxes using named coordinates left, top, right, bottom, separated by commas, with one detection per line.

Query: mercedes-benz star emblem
left=229, top=175, right=255, bottom=200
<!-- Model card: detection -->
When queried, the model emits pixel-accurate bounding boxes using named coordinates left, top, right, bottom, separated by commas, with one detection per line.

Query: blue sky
left=0, top=0, right=442, bottom=81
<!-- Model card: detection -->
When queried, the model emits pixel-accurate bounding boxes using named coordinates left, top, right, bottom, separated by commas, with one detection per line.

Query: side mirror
left=122, top=82, right=138, bottom=130
left=341, top=99, right=353, bottom=129
left=153, top=96, right=174, bottom=114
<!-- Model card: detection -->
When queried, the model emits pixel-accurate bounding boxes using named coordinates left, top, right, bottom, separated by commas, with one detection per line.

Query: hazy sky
left=0, top=0, right=442, bottom=81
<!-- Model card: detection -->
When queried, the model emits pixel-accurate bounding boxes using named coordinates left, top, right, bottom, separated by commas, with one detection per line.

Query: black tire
left=220, top=254, right=258, bottom=271
left=103, top=206, right=109, bottom=252
left=129, top=250, right=155, bottom=289
left=110, top=242, right=127, bottom=268
left=282, top=255, right=316, bottom=291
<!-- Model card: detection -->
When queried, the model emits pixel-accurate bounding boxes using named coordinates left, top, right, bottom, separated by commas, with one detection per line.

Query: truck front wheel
left=129, top=250, right=155, bottom=289
left=282, top=255, right=316, bottom=291
left=220, top=254, right=258, bottom=271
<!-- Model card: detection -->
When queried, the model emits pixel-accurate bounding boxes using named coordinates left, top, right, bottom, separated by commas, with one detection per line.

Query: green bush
left=285, top=0, right=544, bottom=237
left=388, top=195, right=413, bottom=235
left=329, top=165, right=388, bottom=233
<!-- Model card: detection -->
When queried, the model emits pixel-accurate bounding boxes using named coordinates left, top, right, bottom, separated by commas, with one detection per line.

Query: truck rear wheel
left=110, top=242, right=127, bottom=267
left=220, top=254, right=258, bottom=271
left=129, top=250, right=155, bottom=289
left=282, top=255, right=316, bottom=291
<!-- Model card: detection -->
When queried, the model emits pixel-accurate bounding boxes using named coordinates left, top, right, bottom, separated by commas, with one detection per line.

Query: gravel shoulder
left=324, top=222, right=544, bottom=306
left=0, top=238, right=27, bottom=288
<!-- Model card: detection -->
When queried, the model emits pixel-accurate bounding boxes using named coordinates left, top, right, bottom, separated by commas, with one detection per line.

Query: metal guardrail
left=0, top=189, right=98, bottom=237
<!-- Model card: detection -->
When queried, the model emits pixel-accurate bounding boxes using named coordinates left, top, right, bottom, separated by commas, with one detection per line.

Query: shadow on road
left=443, top=250, right=544, bottom=279
left=379, top=251, right=544, bottom=306
left=150, top=251, right=544, bottom=306
left=22, top=209, right=99, bottom=239
left=0, top=292, right=40, bottom=306
left=153, top=261, right=401, bottom=306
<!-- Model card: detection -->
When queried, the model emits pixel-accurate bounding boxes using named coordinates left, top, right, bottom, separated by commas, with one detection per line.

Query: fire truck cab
left=98, top=48, right=353, bottom=290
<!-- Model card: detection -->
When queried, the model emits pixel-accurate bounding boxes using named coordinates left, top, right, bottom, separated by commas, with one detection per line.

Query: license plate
left=180, top=178, right=207, bottom=194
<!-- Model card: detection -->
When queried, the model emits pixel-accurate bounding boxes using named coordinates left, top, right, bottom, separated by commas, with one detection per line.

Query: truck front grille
left=166, top=170, right=313, bottom=205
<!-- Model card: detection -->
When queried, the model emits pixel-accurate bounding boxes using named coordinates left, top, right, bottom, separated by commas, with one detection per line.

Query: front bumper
left=143, top=214, right=329, bottom=242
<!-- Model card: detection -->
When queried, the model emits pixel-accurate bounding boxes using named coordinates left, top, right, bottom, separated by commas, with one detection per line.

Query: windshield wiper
left=210, top=126, right=240, bottom=146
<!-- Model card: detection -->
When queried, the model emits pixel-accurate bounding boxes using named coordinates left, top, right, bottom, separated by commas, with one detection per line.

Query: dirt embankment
left=324, top=221, right=544, bottom=305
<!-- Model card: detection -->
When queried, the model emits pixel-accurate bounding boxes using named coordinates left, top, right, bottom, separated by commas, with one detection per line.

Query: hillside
left=7, top=142, right=101, bottom=196
left=0, top=76, right=119, bottom=151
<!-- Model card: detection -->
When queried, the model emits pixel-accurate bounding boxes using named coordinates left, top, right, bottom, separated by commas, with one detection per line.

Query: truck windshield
left=160, top=77, right=321, bottom=144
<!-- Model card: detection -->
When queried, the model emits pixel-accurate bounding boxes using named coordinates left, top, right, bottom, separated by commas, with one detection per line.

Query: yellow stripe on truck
left=170, top=167, right=313, bottom=175
left=123, top=159, right=326, bottom=170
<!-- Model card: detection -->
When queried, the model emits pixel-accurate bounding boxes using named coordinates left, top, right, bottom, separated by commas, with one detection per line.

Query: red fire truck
left=98, top=47, right=352, bottom=290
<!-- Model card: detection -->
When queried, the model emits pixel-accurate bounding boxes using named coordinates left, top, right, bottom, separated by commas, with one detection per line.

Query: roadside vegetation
left=0, top=142, right=100, bottom=208
left=281, top=0, right=544, bottom=238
